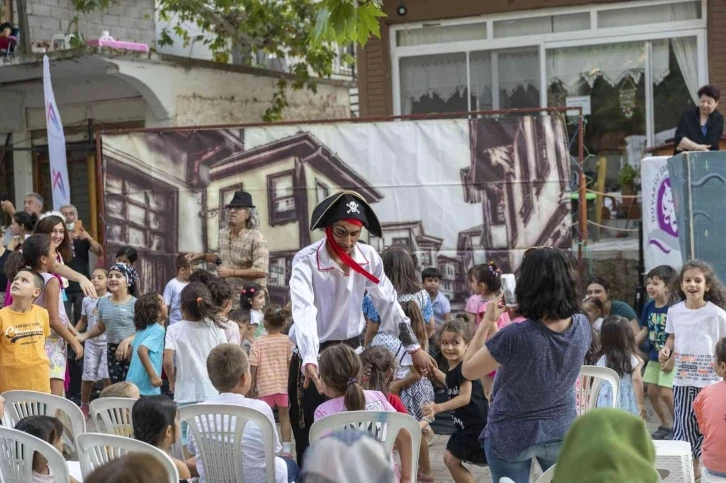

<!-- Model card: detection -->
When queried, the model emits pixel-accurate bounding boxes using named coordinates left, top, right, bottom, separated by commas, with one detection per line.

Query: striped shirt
left=98, top=296, right=137, bottom=344
left=249, top=333, right=294, bottom=397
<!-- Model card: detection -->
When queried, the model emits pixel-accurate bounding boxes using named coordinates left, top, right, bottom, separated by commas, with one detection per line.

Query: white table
left=654, top=440, right=694, bottom=483
left=68, top=461, right=83, bottom=482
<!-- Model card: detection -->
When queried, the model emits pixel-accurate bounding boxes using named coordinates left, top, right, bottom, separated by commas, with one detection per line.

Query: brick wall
left=708, top=0, right=726, bottom=89
left=22, top=0, right=155, bottom=46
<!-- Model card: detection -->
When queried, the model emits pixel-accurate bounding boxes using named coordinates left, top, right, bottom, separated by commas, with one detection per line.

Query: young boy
left=229, top=308, right=253, bottom=354
left=639, top=264, right=677, bottom=440
left=187, top=344, right=299, bottom=483
left=163, top=253, right=191, bottom=326
left=422, top=267, right=451, bottom=329
left=0, top=269, right=51, bottom=394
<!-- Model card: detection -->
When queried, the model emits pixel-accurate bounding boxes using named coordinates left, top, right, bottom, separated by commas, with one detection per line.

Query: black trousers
left=288, top=336, right=362, bottom=465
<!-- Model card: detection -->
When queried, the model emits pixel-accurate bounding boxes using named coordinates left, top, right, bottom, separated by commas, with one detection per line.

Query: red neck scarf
left=325, top=220, right=380, bottom=285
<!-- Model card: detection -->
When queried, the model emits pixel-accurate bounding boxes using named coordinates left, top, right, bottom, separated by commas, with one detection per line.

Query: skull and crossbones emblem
left=346, top=201, right=361, bottom=214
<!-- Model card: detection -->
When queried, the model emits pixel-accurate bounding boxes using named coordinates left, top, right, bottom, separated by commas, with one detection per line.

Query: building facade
left=358, top=0, right=718, bottom=181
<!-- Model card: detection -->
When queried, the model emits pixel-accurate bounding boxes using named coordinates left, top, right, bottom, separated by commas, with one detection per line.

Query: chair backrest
left=1, top=390, right=86, bottom=452
left=89, top=398, right=136, bottom=437
left=535, top=465, right=556, bottom=483
left=76, top=433, right=179, bottom=483
left=178, top=403, right=276, bottom=483
left=309, top=410, right=422, bottom=483
left=576, top=366, right=620, bottom=416
left=0, top=426, right=70, bottom=483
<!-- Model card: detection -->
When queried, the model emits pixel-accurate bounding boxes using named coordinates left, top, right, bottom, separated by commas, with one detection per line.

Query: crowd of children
left=4, top=240, right=726, bottom=483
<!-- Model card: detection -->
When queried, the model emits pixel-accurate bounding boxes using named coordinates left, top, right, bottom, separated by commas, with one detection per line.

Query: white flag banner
left=43, top=55, right=70, bottom=210
left=641, top=156, right=682, bottom=272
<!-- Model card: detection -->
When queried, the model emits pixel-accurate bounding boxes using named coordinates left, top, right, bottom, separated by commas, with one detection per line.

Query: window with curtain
left=400, top=52, right=470, bottom=115
left=396, top=23, right=487, bottom=47
left=597, top=0, right=701, bottom=28
left=653, top=37, right=698, bottom=143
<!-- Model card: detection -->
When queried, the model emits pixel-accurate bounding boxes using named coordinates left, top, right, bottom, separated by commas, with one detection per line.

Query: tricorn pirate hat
left=310, top=190, right=382, bottom=237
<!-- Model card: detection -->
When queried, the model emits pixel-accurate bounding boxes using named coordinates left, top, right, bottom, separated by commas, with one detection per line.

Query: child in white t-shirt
left=163, top=282, right=227, bottom=446
left=187, top=343, right=297, bottom=483
left=659, top=260, right=726, bottom=481
left=162, top=254, right=190, bottom=326
left=240, top=282, right=266, bottom=338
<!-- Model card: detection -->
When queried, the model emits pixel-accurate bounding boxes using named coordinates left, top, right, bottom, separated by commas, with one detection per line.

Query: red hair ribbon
left=325, top=225, right=379, bottom=285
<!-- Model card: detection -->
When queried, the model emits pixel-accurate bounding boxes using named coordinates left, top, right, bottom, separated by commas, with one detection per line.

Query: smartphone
left=501, top=274, right=517, bottom=308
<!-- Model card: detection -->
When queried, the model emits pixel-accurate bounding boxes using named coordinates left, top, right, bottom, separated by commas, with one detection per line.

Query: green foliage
left=313, top=0, right=386, bottom=46
left=618, top=164, right=638, bottom=190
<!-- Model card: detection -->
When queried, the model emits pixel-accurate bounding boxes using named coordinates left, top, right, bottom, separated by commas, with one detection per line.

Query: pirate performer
left=288, top=190, right=437, bottom=461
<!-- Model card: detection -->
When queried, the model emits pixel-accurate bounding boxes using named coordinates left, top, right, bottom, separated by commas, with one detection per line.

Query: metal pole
left=578, top=113, right=587, bottom=288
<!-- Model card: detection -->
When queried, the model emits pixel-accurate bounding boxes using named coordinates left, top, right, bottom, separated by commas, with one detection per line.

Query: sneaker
left=651, top=425, right=673, bottom=440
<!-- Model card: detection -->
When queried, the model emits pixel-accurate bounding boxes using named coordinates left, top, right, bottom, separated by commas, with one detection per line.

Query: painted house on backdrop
left=205, top=132, right=383, bottom=305
left=457, top=224, right=487, bottom=274
left=437, top=254, right=466, bottom=304
left=460, top=116, right=571, bottom=272
left=370, top=220, right=443, bottom=270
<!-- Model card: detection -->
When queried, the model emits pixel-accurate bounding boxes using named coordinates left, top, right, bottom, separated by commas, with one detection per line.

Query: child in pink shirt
left=314, top=344, right=413, bottom=483
left=693, top=337, right=726, bottom=479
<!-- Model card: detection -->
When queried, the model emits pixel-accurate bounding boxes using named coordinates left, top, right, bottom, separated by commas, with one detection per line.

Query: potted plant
left=618, top=164, right=640, bottom=219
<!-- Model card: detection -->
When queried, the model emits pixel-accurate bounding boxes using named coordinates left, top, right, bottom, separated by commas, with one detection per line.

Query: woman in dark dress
left=674, top=85, right=724, bottom=154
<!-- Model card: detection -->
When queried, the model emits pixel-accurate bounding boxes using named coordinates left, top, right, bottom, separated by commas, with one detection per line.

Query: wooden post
left=87, top=153, right=98, bottom=240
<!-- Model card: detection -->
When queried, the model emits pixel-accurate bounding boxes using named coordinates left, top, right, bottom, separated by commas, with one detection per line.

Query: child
left=596, top=316, right=646, bottom=417
left=126, top=292, right=168, bottom=396
left=424, top=319, right=488, bottom=483
left=422, top=267, right=451, bottom=329
left=229, top=308, right=253, bottom=353
left=360, top=346, right=408, bottom=414
left=693, top=337, right=726, bottom=481
left=75, top=267, right=111, bottom=418
left=85, top=454, right=168, bottom=483
left=5, top=234, right=84, bottom=396
left=100, top=381, right=140, bottom=399
left=249, top=306, right=295, bottom=457
left=163, top=253, right=191, bottom=326
left=640, top=265, right=677, bottom=440
left=115, top=246, right=138, bottom=267
left=131, top=395, right=192, bottom=480
left=77, top=263, right=139, bottom=384
left=314, top=344, right=412, bottom=483
left=0, top=268, right=51, bottom=394
left=240, top=282, right=266, bottom=338
left=15, top=416, right=80, bottom=483
left=659, top=260, right=726, bottom=481
left=582, top=297, right=605, bottom=332
left=163, top=282, right=227, bottom=445
left=187, top=343, right=298, bottom=483
left=189, top=269, right=217, bottom=286
left=208, top=279, right=241, bottom=344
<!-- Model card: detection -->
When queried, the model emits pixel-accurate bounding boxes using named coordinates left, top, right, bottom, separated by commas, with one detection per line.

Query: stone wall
left=22, top=0, right=155, bottom=46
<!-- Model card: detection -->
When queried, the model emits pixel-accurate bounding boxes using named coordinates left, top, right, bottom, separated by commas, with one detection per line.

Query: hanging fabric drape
left=399, top=53, right=467, bottom=114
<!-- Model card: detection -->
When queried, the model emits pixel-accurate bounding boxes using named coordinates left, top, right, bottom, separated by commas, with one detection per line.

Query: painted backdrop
left=100, top=117, right=571, bottom=308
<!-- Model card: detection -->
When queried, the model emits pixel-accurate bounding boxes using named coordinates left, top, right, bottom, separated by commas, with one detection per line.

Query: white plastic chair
left=179, top=403, right=276, bottom=483
left=534, top=465, right=556, bottom=483
left=89, top=397, right=136, bottom=437
left=0, top=426, right=70, bottom=483
left=576, top=366, right=620, bottom=415
left=1, top=390, right=86, bottom=451
left=76, top=432, right=179, bottom=483
left=309, top=410, right=422, bottom=483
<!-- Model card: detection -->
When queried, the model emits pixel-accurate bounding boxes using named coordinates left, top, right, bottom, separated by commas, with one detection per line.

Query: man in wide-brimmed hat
left=188, top=191, right=269, bottom=308
left=288, top=189, right=437, bottom=462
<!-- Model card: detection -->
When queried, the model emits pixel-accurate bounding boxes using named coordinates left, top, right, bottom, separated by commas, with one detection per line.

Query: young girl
left=240, top=282, right=266, bottom=338
left=209, top=279, right=241, bottom=344
left=465, top=262, right=511, bottom=399
left=131, top=395, right=192, bottom=481
left=75, top=267, right=110, bottom=418
left=659, top=260, right=726, bottom=481
left=229, top=308, right=253, bottom=353
left=314, top=344, right=413, bottom=483
left=77, top=263, right=139, bottom=384
left=5, top=234, right=84, bottom=396
left=596, top=315, right=646, bottom=417
left=360, top=346, right=408, bottom=414
left=424, top=319, right=488, bottom=483
left=126, top=292, right=168, bottom=396
left=694, top=337, right=726, bottom=481
left=15, top=416, right=80, bottom=483
left=583, top=297, right=605, bottom=332
left=249, top=305, right=295, bottom=457
left=163, top=282, right=227, bottom=445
